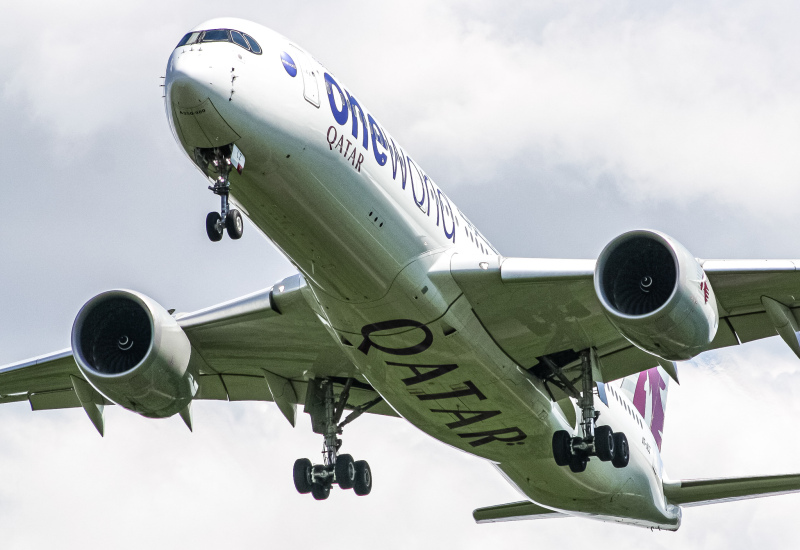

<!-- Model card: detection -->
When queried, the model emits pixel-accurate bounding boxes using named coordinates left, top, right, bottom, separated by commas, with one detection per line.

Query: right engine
left=71, top=290, right=198, bottom=418
left=594, top=230, right=719, bottom=361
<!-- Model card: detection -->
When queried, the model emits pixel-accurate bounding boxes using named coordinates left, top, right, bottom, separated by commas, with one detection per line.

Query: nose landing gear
left=551, top=349, right=629, bottom=472
left=203, top=147, right=243, bottom=242
left=293, top=378, right=382, bottom=500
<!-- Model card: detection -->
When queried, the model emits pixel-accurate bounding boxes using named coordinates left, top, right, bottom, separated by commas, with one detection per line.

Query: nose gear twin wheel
left=206, top=212, right=224, bottom=242
left=226, top=209, right=243, bottom=239
left=203, top=146, right=244, bottom=242
left=205, top=209, right=243, bottom=242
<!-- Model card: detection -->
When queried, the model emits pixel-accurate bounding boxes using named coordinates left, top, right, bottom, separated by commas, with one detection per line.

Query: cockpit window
left=175, top=28, right=262, bottom=55
left=243, top=34, right=262, bottom=54
left=176, top=31, right=201, bottom=48
left=230, top=30, right=249, bottom=49
left=202, top=29, right=230, bottom=42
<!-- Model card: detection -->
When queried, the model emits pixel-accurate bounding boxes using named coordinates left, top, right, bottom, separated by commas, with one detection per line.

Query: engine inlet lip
left=594, top=230, right=680, bottom=320
left=71, top=290, right=156, bottom=379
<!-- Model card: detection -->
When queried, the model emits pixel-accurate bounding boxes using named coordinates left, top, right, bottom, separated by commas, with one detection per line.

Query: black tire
left=292, top=458, right=313, bottom=494
left=612, top=432, right=630, bottom=468
left=568, top=453, right=587, bottom=473
left=226, top=209, right=244, bottom=240
left=311, top=482, right=330, bottom=501
left=335, top=454, right=356, bottom=489
left=594, top=426, right=615, bottom=462
left=552, top=430, right=572, bottom=466
left=206, top=212, right=223, bottom=242
left=353, top=460, right=372, bottom=496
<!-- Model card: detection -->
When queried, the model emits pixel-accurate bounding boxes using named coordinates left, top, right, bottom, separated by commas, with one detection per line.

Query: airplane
left=3, top=16, right=800, bottom=530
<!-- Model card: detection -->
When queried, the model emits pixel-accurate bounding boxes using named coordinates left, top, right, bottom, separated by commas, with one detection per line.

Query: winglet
left=69, top=375, right=105, bottom=437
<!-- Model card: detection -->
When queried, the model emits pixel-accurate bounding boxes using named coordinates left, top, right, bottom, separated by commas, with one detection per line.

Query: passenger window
left=202, top=29, right=230, bottom=42
left=231, top=30, right=249, bottom=49
left=243, top=33, right=262, bottom=54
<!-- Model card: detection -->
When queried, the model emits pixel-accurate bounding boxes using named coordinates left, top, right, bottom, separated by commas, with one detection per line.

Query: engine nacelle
left=71, top=290, right=198, bottom=418
left=594, top=230, right=719, bottom=361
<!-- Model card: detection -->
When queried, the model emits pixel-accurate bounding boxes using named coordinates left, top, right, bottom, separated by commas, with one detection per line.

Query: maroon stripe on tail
left=633, top=367, right=667, bottom=451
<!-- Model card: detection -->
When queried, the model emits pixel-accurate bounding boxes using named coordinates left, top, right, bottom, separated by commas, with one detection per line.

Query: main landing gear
left=204, top=147, right=243, bottom=242
left=293, top=379, right=381, bottom=500
left=551, top=350, right=629, bottom=472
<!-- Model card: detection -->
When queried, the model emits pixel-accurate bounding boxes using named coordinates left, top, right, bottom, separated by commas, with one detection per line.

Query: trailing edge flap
left=663, top=474, right=800, bottom=507
left=473, top=501, right=567, bottom=523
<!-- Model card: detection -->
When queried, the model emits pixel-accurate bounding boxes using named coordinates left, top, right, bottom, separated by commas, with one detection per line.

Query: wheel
left=335, top=454, right=356, bottom=489
left=206, top=212, right=223, bottom=242
left=594, top=426, right=615, bottom=462
left=552, top=430, right=572, bottom=466
left=292, top=458, right=313, bottom=494
left=353, top=460, right=372, bottom=496
left=612, top=432, right=630, bottom=468
left=226, top=209, right=243, bottom=240
left=311, top=482, right=330, bottom=500
left=568, top=453, right=587, bottom=473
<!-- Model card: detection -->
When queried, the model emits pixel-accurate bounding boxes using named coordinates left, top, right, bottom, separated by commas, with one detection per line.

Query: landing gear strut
left=551, top=349, right=629, bottom=471
left=293, top=378, right=381, bottom=500
left=204, top=147, right=243, bottom=242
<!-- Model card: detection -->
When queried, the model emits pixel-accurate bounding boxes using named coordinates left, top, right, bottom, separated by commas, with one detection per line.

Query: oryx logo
left=280, top=51, right=297, bottom=77
left=700, top=277, right=710, bottom=304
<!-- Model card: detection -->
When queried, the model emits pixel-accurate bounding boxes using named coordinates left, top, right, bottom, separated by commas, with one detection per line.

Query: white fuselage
left=164, top=17, right=680, bottom=529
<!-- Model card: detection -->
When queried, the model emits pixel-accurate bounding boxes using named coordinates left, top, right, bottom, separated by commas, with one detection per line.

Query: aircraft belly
left=340, top=295, right=552, bottom=459
left=497, top=442, right=679, bottom=528
left=295, top=250, right=674, bottom=527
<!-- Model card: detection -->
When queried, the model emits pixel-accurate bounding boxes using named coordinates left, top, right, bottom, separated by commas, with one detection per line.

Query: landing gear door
left=289, top=45, right=320, bottom=108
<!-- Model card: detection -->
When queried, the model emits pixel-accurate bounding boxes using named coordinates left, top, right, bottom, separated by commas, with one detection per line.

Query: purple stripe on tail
left=633, top=367, right=667, bottom=451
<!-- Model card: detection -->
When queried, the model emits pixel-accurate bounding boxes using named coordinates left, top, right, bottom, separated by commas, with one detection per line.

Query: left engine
left=71, top=290, right=198, bottom=418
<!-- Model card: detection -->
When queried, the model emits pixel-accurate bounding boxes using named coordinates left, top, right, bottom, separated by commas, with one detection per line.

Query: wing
left=445, top=254, right=800, bottom=392
left=0, top=273, right=396, bottom=433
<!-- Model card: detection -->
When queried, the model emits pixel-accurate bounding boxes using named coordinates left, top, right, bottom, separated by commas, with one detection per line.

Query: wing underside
left=447, top=255, right=800, bottom=391
left=0, top=274, right=397, bottom=429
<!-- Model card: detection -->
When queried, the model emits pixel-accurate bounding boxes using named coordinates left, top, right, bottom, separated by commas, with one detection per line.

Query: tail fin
left=620, top=366, right=670, bottom=451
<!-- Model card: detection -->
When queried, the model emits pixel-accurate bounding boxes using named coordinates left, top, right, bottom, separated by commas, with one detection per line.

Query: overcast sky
left=2, top=1, right=800, bottom=548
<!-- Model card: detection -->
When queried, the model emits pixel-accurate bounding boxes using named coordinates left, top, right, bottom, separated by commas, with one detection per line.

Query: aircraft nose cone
left=166, top=52, right=214, bottom=107
left=165, top=51, right=240, bottom=149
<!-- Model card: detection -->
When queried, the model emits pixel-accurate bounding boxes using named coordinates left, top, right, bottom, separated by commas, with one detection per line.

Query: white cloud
left=326, top=1, right=800, bottom=218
